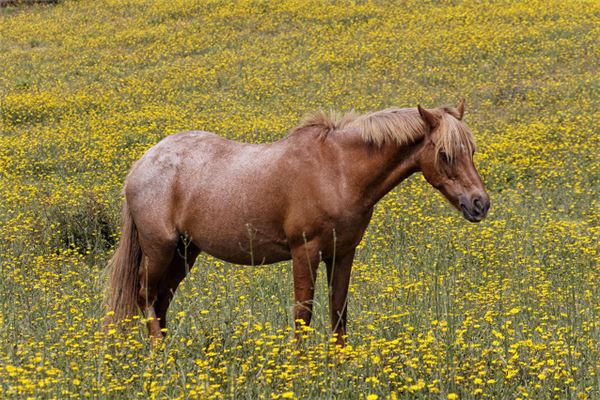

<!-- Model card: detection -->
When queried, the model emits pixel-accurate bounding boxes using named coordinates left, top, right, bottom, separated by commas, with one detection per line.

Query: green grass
left=0, top=0, right=598, bottom=398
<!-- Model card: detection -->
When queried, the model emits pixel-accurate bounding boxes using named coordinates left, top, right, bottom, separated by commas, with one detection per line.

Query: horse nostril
left=473, top=197, right=483, bottom=213
left=472, top=196, right=490, bottom=217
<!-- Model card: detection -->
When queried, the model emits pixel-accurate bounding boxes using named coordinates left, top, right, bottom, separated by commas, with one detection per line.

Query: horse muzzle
left=459, top=194, right=490, bottom=223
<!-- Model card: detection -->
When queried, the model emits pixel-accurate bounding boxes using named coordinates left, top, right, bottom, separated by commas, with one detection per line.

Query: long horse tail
left=104, top=201, right=141, bottom=327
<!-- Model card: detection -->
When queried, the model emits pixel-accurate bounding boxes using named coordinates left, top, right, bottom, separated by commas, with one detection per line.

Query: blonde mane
left=352, top=108, right=427, bottom=147
left=434, top=109, right=476, bottom=164
left=291, top=109, right=358, bottom=137
left=291, top=107, right=476, bottom=163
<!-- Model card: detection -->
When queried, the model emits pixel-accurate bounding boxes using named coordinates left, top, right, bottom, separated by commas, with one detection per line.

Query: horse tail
left=104, top=201, right=141, bottom=327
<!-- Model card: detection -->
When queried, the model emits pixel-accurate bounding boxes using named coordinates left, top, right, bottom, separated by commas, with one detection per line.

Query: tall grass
left=0, top=0, right=598, bottom=398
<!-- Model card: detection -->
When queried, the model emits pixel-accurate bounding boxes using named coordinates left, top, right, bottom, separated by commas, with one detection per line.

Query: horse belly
left=180, top=197, right=291, bottom=265
left=192, top=232, right=291, bottom=266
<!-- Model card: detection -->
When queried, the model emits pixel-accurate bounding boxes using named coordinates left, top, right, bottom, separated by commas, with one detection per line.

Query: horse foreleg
left=325, top=250, right=355, bottom=346
left=155, top=243, right=200, bottom=333
left=291, top=241, right=321, bottom=338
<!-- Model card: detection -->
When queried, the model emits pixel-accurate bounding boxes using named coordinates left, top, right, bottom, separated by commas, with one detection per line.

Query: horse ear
left=457, top=99, right=465, bottom=120
left=417, top=105, right=438, bottom=129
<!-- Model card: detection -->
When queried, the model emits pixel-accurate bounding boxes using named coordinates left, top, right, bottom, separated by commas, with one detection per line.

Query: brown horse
left=105, top=101, right=490, bottom=346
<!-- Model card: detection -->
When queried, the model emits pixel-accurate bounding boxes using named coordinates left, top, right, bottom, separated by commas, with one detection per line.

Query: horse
left=105, top=101, right=490, bottom=346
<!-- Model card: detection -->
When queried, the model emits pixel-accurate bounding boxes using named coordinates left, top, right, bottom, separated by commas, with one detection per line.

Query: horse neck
left=335, top=129, right=424, bottom=209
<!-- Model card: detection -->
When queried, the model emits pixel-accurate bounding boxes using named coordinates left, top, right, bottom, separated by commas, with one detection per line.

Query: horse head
left=417, top=101, right=490, bottom=222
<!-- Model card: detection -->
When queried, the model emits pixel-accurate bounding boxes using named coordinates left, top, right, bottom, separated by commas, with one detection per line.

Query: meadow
left=0, top=0, right=598, bottom=398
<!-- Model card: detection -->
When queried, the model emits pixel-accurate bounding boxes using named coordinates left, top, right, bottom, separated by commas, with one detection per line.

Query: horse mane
left=290, top=109, right=358, bottom=138
left=290, top=107, right=476, bottom=163
left=434, top=108, right=477, bottom=164
left=353, top=108, right=427, bottom=147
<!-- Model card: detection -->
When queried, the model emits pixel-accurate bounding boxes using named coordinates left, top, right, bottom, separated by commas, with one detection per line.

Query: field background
left=0, top=0, right=598, bottom=399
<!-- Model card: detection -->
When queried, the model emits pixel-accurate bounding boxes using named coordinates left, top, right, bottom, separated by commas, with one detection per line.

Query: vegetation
left=0, top=0, right=597, bottom=398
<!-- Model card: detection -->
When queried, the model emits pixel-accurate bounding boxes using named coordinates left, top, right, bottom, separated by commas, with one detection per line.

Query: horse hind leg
left=154, top=239, right=201, bottom=333
left=137, top=233, right=179, bottom=339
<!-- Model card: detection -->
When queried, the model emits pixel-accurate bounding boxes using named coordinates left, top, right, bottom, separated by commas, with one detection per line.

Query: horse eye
left=439, top=151, right=450, bottom=164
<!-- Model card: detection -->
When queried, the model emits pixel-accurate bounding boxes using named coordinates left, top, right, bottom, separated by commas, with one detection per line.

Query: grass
left=0, top=0, right=598, bottom=398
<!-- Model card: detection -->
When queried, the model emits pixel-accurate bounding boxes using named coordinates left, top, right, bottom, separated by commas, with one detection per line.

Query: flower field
left=0, top=0, right=598, bottom=398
